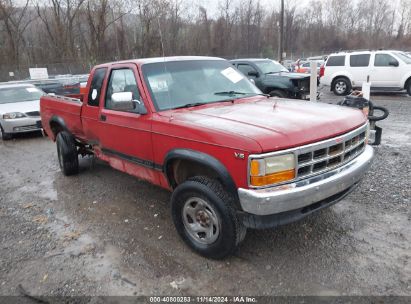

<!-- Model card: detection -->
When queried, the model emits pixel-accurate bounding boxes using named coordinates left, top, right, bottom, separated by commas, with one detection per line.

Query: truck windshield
left=142, top=60, right=262, bottom=111
left=0, top=86, right=45, bottom=104
left=394, top=52, right=411, bottom=64
left=254, top=60, right=288, bottom=74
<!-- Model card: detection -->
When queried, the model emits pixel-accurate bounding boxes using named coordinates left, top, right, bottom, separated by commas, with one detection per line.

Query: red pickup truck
left=41, top=56, right=374, bottom=259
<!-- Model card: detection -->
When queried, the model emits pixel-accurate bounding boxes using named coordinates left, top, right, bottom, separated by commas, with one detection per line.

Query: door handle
left=100, top=114, right=106, bottom=121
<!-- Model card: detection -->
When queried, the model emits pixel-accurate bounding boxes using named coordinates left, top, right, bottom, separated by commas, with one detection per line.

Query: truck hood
left=0, top=100, right=40, bottom=115
left=165, top=98, right=367, bottom=153
left=265, top=72, right=310, bottom=80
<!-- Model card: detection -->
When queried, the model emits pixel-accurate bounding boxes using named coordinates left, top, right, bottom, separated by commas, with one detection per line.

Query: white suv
left=320, top=50, right=411, bottom=96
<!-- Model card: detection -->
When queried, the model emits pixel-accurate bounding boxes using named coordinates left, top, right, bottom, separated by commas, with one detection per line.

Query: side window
left=105, top=69, right=140, bottom=111
left=350, top=54, right=370, bottom=67
left=87, top=68, right=107, bottom=106
left=237, top=64, right=257, bottom=76
left=326, top=56, right=345, bottom=66
left=374, top=54, right=398, bottom=67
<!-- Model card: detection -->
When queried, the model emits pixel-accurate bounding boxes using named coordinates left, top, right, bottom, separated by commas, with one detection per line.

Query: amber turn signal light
left=250, top=169, right=295, bottom=187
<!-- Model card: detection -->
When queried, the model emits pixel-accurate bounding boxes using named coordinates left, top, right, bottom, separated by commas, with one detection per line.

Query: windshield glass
left=254, top=60, right=288, bottom=74
left=0, top=86, right=44, bottom=104
left=394, top=52, right=411, bottom=64
left=142, top=60, right=262, bottom=111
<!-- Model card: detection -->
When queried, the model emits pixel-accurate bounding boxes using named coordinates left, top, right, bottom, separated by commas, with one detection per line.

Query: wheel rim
left=182, top=197, right=220, bottom=245
left=335, top=81, right=347, bottom=94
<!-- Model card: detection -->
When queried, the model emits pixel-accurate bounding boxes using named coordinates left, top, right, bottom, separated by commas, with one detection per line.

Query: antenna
left=157, top=17, right=173, bottom=111
left=157, top=17, right=166, bottom=58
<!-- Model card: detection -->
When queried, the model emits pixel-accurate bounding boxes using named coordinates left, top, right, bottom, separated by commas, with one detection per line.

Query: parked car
left=230, top=58, right=312, bottom=99
left=40, top=56, right=374, bottom=258
left=282, top=59, right=294, bottom=72
left=0, top=84, right=45, bottom=140
left=295, top=60, right=324, bottom=74
left=320, top=50, right=411, bottom=95
left=31, top=74, right=88, bottom=96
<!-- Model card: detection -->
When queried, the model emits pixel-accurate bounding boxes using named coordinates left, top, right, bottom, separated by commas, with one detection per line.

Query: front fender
left=163, top=149, right=239, bottom=201
left=400, top=72, right=411, bottom=88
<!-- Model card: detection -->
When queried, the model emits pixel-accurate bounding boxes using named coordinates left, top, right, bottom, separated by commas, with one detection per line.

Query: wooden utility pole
left=278, top=0, right=284, bottom=63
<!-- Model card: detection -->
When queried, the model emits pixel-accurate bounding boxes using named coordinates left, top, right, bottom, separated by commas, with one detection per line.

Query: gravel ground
left=0, top=88, right=410, bottom=298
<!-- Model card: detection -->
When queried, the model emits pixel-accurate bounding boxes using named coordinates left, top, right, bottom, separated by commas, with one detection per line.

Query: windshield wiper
left=214, top=91, right=248, bottom=96
left=214, top=91, right=269, bottom=98
left=173, top=102, right=208, bottom=109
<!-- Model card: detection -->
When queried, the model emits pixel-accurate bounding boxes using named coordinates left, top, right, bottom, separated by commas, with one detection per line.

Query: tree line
left=0, top=0, right=411, bottom=79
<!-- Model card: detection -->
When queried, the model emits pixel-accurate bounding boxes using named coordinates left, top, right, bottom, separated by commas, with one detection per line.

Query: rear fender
left=49, top=116, right=69, bottom=141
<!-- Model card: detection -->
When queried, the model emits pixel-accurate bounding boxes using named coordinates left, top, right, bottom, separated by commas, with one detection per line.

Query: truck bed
left=40, top=94, right=84, bottom=141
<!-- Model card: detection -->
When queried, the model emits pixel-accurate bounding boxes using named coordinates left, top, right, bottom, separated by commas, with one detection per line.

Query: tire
left=171, top=176, right=246, bottom=259
left=332, top=77, right=351, bottom=96
left=269, top=90, right=287, bottom=98
left=0, top=125, right=12, bottom=140
left=56, top=131, right=79, bottom=176
left=406, top=79, right=411, bottom=96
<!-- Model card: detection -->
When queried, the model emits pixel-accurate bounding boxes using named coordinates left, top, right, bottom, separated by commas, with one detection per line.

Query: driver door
left=98, top=64, right=158, bottom=183
left=237, top=63, right=260, bottom=86
left=371, top=53, right=402, bottom=88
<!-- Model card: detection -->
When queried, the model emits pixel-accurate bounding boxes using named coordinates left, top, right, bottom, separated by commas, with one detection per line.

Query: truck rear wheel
left=56, top=131, right=79, bottom=176
left=171, top=176, right=246, bottom=259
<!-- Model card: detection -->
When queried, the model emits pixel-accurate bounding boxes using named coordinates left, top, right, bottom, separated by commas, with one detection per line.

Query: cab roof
left=95, top=56, right=225, bottom=68
left=0, top=83, right=36, bottom=89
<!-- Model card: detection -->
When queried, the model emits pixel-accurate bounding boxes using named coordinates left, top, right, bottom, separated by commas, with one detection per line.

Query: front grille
left=295, top=126, right=367, bottom=179
left=296, top=78, right=310, bottom=93
left=13, top=125, right=39, bottom=132
left=25, top=111, right=40, bottom=117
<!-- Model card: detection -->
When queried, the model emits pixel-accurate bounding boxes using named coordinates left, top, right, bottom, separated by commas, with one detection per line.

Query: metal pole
left=279, top=0, right=284, bottom=63
left=309, top=60, right=317, bottom=101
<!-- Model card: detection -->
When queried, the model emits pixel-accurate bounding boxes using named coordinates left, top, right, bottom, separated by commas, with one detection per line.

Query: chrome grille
left=295, top=125, right=367, bottom=179
left=25, top=111, right=40, bottom=117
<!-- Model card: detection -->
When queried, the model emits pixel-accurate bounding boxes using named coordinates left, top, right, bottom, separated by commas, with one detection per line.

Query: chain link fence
left=0, top=50, right=337, bottom=82
left=0, top=61, right=94, bottom=82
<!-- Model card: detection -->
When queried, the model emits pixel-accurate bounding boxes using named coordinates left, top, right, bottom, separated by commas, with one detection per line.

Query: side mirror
left=248, top=71, right=259, bottom=77
left=389, top=60, right=399, bottom=67
left=111, top=92, right=147, bottom=114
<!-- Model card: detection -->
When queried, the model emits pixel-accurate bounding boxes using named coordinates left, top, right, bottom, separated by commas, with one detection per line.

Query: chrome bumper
left=1, top=117, right=42, bottom=133
left=238, top=145, right=374, bottom=216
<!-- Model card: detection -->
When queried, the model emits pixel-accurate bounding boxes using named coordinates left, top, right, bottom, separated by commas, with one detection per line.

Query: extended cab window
left=326, top=56, right=345, bottom=66
left=374, top=54, right=399, bottom=66
left=350, top=54, right=370, bottom=67
left=105, top=69, right=140, bottom=111
left=88, top=68, right=107, bottom=106
left=237, top=64, right=257, bottom=76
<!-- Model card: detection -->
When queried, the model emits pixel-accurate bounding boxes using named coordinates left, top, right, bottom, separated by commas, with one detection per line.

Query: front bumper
left=238, top=145, right=374, bottom=216
left=1, top=117, right=42, bottom=133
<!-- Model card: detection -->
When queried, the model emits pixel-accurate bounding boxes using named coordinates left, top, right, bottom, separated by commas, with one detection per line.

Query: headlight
left=250, top=153, right=295, bottom=187
left=3, top=112, right=26, bottom=119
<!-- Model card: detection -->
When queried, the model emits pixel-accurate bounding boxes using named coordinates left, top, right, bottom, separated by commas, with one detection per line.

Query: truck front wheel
left=171, top=176, right=246, bottom=259
left=0, top=124, right=12, bottom=140
left=406, top=79, right=411, bottom=96
left=269, top=89, right=287, bottom=98
left=56, top=131, right=79, bottom=176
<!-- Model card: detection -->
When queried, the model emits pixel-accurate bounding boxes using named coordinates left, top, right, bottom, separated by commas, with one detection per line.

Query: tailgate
left=40, top=95, right=84, bottom=140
